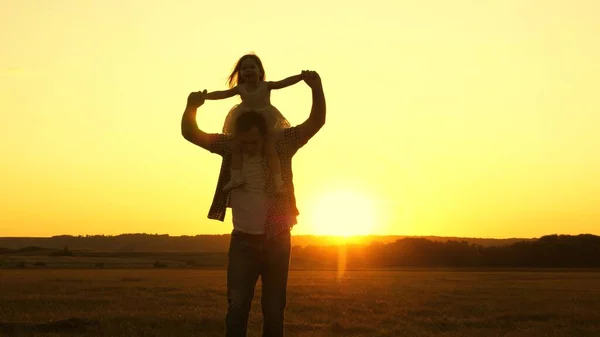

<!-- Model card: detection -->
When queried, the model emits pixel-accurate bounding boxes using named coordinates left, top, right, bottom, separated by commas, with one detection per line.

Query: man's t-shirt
left=206, top=126, right=307, bottom=238
left=229, top=154, right=268, bottom=234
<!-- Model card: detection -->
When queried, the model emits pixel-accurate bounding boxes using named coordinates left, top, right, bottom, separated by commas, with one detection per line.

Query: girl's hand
left=302, top=70, right=321, bottom=89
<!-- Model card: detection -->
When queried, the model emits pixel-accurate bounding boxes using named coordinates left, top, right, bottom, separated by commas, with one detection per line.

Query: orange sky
left=1, top=0, right=599, bottom=238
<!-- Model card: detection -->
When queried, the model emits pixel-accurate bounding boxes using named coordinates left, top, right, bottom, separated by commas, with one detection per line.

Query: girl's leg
left=223, top=137, right=245, bottom=191
left=265, top=136, right=284, bottom=194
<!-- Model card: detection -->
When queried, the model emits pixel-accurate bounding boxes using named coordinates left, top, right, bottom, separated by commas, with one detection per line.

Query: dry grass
left=1, top=269, right=599, bottom=336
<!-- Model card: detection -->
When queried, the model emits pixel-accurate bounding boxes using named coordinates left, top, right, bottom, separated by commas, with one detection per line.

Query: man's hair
left=234, top=110, right=268, bottom=136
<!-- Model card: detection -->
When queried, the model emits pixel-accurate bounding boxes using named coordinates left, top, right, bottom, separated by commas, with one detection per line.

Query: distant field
left=1, top=270, right=600, bottom=336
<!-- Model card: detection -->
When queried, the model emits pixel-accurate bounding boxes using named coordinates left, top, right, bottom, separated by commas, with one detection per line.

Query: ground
left=1, top=269, right=599, bottom=336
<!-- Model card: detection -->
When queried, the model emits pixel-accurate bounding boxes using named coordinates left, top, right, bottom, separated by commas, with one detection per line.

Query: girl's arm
left=267, top=73, right=303, bottom=90
left=205, top=86, right=238, bottom=100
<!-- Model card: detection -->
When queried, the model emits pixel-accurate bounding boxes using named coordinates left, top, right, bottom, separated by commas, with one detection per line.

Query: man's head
left=234, top=110, right=268, bottom=156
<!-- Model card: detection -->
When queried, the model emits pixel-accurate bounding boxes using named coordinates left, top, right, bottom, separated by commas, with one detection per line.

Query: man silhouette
left=181, top=71, right=325, bottom=337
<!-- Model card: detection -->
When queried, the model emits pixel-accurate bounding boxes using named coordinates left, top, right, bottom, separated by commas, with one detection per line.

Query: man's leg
left=226, top=231, right=261, bottom=337
left=260, top=230, right=291, bottom=337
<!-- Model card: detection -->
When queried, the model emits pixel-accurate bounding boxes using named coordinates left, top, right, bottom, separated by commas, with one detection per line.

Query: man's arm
left=181, top=90, right=214, bottom=151
left=205, top=86, right=238, bottom=100
left=297, top=71, right=326, bottom=144
left=267, top=74, right=303, bottom=90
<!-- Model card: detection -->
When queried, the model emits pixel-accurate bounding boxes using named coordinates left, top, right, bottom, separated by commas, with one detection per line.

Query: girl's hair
left=227, top=53, right=266, bottom=88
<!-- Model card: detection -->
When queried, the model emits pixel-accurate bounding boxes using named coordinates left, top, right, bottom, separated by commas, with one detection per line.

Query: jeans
left=225, top=230, right=291, bottom=337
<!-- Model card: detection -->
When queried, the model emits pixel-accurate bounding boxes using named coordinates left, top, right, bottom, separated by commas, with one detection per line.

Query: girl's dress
left=222, top=81, right=290, bottom=136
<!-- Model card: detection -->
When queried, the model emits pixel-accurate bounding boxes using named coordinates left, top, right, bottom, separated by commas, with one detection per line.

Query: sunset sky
left=1, top=0, right=599, bottom=238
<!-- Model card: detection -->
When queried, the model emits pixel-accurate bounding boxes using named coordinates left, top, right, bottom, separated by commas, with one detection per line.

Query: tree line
left=291, top=234, right=600, bottom=268
left=2, top=234, right=598, bottom=269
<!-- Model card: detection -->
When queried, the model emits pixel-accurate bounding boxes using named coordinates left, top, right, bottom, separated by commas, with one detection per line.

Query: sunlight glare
left=310, top=190, right=377, bottom=237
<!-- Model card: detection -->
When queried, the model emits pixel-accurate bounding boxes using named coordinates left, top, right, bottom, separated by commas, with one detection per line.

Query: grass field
left=1, top=269, right=599, bottom=336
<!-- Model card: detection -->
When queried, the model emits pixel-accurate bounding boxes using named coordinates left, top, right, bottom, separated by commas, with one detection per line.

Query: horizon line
left=1, top=233, right=594, bottom=240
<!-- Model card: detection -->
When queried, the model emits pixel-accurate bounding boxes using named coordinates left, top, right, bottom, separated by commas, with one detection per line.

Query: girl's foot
left=223, top=178, right=245, bottom=192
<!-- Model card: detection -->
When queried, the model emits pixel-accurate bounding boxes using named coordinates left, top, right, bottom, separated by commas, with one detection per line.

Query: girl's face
left=240, top=58, right=260, bottom=83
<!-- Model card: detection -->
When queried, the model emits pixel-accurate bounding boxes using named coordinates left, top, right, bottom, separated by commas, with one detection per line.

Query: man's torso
left=230, top=154, right=268, bottom=234
left=207, top=126, right=306, bottom=237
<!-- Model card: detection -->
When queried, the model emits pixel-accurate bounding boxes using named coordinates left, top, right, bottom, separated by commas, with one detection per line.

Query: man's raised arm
left=297, top=71, right=326, bottom=144
left=181, top=90, right=213, bottom=151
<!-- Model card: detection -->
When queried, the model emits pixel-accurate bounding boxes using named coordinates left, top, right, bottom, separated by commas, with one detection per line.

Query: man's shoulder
left=279, top=125, right=307, bottom=152
left=208, top=133, right=232, bottom=155
left=209, top=132, right=229, bottom=141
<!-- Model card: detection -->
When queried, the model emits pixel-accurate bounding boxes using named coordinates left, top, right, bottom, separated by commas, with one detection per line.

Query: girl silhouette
left=204, top=53, right=304, bottom=194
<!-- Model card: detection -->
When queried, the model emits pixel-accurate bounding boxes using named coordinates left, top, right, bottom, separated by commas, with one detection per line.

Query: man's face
left=237, top=126, right=264, bottom=157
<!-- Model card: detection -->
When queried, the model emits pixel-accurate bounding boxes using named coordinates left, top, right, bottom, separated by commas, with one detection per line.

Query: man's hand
left=181, top=89, right=212, bottom=151
left=187, top=89, right=207, bottom=109
left=302, top=70, right=322, bottom=90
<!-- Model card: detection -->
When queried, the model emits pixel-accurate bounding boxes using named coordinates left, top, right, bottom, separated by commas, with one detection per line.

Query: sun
left=309, top=190, right=377, bottom=237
